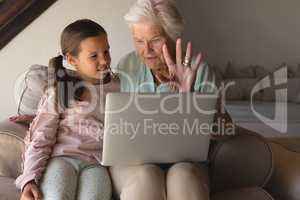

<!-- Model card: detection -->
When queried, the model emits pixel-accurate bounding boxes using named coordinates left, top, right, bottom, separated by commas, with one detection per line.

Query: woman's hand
left=162, top=38, right=203, bottom=92
left=20, top=181, right=42, bottom=200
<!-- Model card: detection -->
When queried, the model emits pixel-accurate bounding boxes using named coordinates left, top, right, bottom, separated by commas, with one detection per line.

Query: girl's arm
left=15, top=87, right=60, bottom=191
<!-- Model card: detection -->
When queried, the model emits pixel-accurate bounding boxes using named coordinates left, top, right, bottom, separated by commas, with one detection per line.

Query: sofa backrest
left=214, top=63, right=300, bottom=103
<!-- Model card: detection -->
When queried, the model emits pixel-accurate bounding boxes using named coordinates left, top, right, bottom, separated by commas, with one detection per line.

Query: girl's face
left=67, top=34, right=111, bottom=84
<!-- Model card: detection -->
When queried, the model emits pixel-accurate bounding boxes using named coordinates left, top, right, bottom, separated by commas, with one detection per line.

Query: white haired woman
left=110, top=0, right=216, bottom=199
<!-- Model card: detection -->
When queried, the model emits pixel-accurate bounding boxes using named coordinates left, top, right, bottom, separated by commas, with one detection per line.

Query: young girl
left=15, top=19, right=119, bottom=200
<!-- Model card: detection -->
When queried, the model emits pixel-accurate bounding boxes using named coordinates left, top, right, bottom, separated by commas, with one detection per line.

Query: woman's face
left=131, top=21, right=171, bottom=72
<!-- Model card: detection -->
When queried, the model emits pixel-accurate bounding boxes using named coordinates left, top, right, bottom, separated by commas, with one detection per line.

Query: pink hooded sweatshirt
left=15, top=78, right=119, bottom=191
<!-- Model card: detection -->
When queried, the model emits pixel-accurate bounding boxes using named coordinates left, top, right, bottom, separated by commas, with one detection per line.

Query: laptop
left=101, top=92, right=218, bottom=166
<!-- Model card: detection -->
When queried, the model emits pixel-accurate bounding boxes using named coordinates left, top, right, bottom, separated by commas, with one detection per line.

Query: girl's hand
left=162, top=38, right=203, bottom=92
left=20, top=181, right=42, bottom=200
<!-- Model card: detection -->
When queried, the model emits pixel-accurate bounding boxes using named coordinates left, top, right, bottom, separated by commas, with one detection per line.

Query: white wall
left=178, top=0, right=300, bottom=70
left=0, top=0, right=136, bottom=120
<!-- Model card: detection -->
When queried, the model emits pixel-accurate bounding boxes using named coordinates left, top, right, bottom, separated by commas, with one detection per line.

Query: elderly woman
left=110, top=0, right=216, bottom=200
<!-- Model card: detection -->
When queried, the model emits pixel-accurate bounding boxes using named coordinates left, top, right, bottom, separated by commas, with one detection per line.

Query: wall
left=178, top=0, right=300, bottom=71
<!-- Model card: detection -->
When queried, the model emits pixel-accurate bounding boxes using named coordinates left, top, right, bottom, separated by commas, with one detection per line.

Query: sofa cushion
left=275, top=63, right=297, bottom=78
left=254, top=65, right=269, bottom=79
left=223, top=79, right=263, bottom=101
left=260, top=78, right=300, bottom=102
left=220, top=64, right=300, bottom=102
left=0, top=177, right=21, bottom=200
left=224, top=62, right=256, bottom=79
left=17, top=65, right=76, bottom=115
left=17, top=65, right=48, bottom=115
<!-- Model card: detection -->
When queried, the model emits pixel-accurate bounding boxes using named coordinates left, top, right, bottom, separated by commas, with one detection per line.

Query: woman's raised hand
left=162, top=38, right=203, bottom=92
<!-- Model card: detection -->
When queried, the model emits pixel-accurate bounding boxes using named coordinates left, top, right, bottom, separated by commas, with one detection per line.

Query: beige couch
left=1, top=65, right=300, bottom=200
left=214, top=62, right=300, bottom=199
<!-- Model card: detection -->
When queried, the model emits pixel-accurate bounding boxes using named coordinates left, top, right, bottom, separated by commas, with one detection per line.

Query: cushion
left=252, top=65, right=300, bottom=102
left=17, top=65, right=76, bottom=115
left=254, top=65, right=269, bottom=79
left=17, top=65, right=48, bottom=115
left=276, top=63, right=297, bottom=78
left=223, top=79, right=263, bottom=101
left=224, top=62, right=256, bottom=79
left=260, top=78, right=300, bottom=103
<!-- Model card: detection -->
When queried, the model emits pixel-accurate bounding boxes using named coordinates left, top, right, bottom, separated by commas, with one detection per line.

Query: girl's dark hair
left=48, top=19, right=107, bottom=111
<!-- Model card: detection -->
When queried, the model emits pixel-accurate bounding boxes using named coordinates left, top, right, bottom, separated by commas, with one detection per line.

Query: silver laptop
left=101, top=93, right=218, bottom=166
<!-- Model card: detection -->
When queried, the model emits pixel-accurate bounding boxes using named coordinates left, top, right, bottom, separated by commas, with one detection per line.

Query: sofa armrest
left=266, top=142, right=300, bottom=200
left=209, top=126, right=273, bottom=193
left=0, top=119, right=27, bottom=178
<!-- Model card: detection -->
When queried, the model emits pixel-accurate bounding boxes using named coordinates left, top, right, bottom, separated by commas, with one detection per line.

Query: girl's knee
left=80, top=165, right=111, bottom=185
left=81, top=164, right=109, bottom=175
left=77, top=166, right=112, bottom=200
left=40, top=158, right=79, bottom=200
left=44, top=157, right=77, bottom=176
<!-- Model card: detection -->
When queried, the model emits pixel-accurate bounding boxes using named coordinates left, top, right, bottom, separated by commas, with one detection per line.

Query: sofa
left=0, top=64, right=300, bottom=200
left=214, top=62, right=300, bottom=199
left=216, top=62, right=300, bottom=138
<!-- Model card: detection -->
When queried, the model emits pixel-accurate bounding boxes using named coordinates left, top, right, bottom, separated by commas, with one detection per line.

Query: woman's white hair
left=124, top=0, right=184, bottom=41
